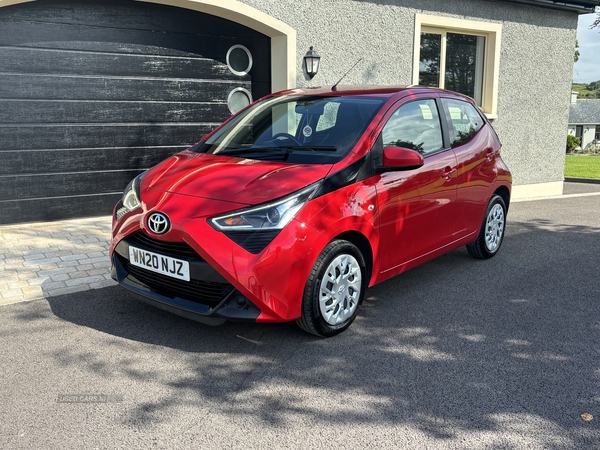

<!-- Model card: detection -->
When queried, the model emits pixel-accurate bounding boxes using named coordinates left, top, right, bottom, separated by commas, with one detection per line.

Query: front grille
left=128, top=232, right=199, bottom=258
left=120, top=255, right=233, bottom=308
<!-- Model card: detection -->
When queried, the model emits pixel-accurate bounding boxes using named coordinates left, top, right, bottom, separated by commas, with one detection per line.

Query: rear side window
left=381, top=99, right=444, bottom=156
left=441, top=98, right=484, bottom=148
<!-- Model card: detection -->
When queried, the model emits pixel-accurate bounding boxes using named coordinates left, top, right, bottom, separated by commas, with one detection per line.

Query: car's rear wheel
left=296, top=240, right=366, bottom=337
left=467, top=194, right=507, bottom=259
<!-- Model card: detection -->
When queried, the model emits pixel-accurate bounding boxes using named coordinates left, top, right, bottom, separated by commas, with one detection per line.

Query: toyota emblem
left=147, top=212, right=170, bottom=235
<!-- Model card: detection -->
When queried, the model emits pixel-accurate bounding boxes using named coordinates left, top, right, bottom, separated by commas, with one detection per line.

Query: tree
left=567, top=135, right=581, bottom=154
left=591, top=7, right=600, bottom=29
left=575, top=39, right=580, bottom=62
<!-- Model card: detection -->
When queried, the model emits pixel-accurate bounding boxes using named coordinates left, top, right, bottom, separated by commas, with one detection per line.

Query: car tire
left=467, top=194, right=507, bottom=259
left=296, top=240, right=366, bottom=337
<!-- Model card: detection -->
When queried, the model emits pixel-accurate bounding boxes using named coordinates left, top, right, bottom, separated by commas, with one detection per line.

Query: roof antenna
left=332, top=58, right=363, bottom=91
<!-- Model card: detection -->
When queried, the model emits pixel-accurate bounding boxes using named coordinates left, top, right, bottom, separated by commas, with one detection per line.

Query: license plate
left=128, top=246, right=190, bottom=282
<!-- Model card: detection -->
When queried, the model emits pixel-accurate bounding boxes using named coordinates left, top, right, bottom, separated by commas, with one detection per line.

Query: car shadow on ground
left=20, top=217, right=599, bottom=446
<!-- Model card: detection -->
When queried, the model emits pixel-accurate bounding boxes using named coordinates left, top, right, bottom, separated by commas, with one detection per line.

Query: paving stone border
left=0, top=216, right=116, bottom=306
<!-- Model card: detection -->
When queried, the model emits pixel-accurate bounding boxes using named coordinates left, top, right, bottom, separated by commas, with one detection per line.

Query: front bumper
left=110, top=184, right=331, bottom=323
left=111, top=234, right=261, bottom=325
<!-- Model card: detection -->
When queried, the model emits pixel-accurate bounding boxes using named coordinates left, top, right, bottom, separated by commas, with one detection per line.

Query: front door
left=375, top=98, right=457, bottom=275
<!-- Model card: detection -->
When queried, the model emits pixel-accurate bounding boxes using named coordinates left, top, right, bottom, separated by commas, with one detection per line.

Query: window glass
left=445, top=33, right=485, bottom=103
left=199, top=95, right=384, bottom=164
left=442, top=98, right=484, bottom=147
left=419, top=33, right=441, bottom=88
left=418, top=31, right=486, bottom=105
left=381, top=99, right=443, bottom=155
left=227, top=88, right=252, bottom=114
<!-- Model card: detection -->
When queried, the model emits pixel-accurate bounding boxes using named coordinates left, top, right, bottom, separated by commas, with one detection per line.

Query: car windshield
left=195, top=94, right=385, bottom=164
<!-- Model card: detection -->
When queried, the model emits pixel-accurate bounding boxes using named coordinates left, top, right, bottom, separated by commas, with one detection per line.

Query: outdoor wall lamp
left=303, top=46, right=321, bottom=79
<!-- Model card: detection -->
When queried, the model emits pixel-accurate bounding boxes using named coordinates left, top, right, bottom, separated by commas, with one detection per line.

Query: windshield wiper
left=218, top=147, right=285, bottom=156
left=282, top=146, right=337, bottom=152
left=218, top=146, right=337, bottom=156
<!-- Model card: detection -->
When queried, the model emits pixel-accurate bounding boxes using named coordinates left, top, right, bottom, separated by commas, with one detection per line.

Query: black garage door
left=0, top=0, right=271, bottom=224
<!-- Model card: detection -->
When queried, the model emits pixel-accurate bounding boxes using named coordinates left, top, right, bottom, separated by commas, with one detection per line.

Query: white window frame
left=413, top=14, right=502, bottom=119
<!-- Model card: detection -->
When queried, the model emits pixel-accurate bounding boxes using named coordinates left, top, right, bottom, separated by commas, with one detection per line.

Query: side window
left=381, top=99, right=443, bottom=155
left=442, top=98, right=484, bottom=148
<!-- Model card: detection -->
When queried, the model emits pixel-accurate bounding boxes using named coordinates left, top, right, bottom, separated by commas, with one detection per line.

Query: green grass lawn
left=565, top=155, right=600, bottom=179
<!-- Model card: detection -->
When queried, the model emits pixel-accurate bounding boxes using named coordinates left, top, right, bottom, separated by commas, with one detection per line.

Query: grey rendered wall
left=239, top=0, right=578, bottom=188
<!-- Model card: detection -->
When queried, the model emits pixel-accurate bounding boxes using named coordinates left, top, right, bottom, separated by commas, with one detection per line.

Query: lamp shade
left=304, top=46, right=321, bottom=79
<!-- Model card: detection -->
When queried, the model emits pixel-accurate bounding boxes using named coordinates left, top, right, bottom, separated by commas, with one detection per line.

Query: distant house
left=568, top=92, right=600, bottom=150
left=1, top=0, right=600, bottom=224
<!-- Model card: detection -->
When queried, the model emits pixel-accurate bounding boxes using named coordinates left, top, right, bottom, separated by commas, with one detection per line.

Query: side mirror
left=378, top=146, right=424, bottom=172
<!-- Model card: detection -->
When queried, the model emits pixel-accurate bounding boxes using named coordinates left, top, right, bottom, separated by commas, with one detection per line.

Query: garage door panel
left=1, top=170, right=144, bottom=201
left=0, top=100, right=231, bottom=125
left=0, top=21, right=269, bottom=71
left=0, top=0, right=264, bottom=40
left=0, top=75, right=250, bottom=102
left=22, top=41, right=223, bottom=58
left=0, top=194, right=122, bottom=225
left=0, top=124, right=212, bottom=151
left=0, top=147, right=182, bottom=176
left=0, top=46, right=248, bottom=81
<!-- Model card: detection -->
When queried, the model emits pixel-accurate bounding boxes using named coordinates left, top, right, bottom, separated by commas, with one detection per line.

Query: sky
left=573, top=12, right=600, bottom=84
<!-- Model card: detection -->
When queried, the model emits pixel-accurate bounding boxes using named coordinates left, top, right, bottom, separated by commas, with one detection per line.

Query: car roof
left=279, top=85, right=412, bottom=98
left=274, top=85, right=474, bottom=102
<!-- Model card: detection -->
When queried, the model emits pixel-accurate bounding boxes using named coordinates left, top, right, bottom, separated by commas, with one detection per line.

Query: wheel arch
left=493, top=185, right=511, bottom=212
left=334, top=230, right=374, bottom=286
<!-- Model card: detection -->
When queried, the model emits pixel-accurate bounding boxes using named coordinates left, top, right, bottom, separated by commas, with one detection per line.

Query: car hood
left=141, top=151, right=334, bottom=206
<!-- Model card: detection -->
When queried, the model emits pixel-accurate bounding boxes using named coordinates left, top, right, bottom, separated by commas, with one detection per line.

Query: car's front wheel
left=467, top=194, right=507, bottom=259
left=296, top=240, right=366, bottom=337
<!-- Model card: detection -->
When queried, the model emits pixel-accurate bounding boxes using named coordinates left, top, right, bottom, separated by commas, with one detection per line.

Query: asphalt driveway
left=1, top=194, right=599, bottom=449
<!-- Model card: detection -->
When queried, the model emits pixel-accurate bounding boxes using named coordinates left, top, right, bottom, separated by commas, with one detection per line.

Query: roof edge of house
left=490, top=0, right=599, bottom=14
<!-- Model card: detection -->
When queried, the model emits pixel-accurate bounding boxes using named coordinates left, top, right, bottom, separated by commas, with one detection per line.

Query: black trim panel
left=223, top=230, right=281, bottom=254
left=314, top=155, right=368, bottom=198
left=112, top=255, right=261, bottom=324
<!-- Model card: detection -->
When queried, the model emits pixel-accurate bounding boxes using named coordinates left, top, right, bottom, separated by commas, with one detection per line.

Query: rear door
left=439, top=98, right=497, bottom=238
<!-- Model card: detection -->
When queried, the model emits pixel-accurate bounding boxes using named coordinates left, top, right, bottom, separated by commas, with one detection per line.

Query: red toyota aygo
left=110, top=86, right=511, bottom=337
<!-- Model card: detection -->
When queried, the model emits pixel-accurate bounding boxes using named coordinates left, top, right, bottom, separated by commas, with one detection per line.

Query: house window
left=595, top=125, right=600, bottom=141
left=419, top=32, right=486, bottom=105
left=575, top=125, right=583, bottom=141
left=414, top=15, right=502, bottom=118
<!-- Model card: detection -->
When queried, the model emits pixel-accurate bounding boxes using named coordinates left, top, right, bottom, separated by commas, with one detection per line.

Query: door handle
left=442, top=167, right=456, bottom=182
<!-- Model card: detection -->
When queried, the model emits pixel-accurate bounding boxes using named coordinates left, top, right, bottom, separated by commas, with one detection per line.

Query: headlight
left=211, top=182, right=321, bottom=231
left=121, top=171, right=148, bottom=213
